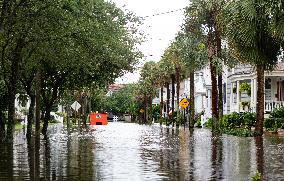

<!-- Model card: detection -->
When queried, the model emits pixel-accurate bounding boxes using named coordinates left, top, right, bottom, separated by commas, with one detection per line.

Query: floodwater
left=0, top=123, right=283, bottom=181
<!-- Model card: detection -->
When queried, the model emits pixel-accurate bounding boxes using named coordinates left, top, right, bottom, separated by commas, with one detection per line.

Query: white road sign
left=71, top=101, right=81, bottom=111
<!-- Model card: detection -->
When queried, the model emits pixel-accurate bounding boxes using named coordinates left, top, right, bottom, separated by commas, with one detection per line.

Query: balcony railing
left=265, top=101, right=284, bottom=113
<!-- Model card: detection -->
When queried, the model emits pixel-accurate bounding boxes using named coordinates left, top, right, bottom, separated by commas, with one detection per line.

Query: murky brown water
left=0, top=123, right=283, bottom=180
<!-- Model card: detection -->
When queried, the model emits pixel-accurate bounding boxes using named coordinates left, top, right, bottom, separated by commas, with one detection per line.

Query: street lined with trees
left=0, top=0, right=142, bottom=137
left=0, top=0, right=283, bottom=180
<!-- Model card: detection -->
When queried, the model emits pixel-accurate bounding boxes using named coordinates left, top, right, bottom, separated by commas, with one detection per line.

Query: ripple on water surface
left=0, top=122, right=283, bottom=180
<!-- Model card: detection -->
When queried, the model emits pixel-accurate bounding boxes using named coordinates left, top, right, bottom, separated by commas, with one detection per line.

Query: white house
left=154, top=62, right=284, bottom=123
left=155, top=66, right=212, bottom=118
left=227, top=62, right=284, bottom=114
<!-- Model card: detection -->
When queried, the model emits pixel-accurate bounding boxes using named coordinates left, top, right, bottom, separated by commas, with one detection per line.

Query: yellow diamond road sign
left=179, top=98, right=189, bottom=109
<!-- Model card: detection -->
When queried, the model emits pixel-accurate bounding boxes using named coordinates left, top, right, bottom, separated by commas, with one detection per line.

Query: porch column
left=250, top=79, right=254, bottom=111
left=230, top=82, right=234, bottom=113
left=254, top=78, right=257, bottom=111
left=237, top=80, right=240, bottom=112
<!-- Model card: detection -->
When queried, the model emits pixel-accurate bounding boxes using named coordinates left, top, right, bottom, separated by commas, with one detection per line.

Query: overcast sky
left=113, top=0, right=189, bottom=84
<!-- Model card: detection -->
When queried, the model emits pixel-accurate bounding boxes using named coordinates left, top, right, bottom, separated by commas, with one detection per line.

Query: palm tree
left=156, top=61, right=169, bottom=123
left=175, top=31, right=207, bottom=128
left=139, top=61, right=159, bottom=124
left=223, top=0, right=282, bottom=135
left=160, top=53, right=176, bottom=125
left=185, top=0, right=226, bottom=133
left=161, top=43, right=185, bottom=127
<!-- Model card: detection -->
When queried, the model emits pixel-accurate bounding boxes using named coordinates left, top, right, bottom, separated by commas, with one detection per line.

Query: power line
left=141, top=8, right=185, bottom=19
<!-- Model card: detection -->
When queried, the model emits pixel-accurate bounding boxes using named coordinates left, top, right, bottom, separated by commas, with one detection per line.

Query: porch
left=228, top=72, right=284, bottom=114
left=265, top=101, right=284, bottom=113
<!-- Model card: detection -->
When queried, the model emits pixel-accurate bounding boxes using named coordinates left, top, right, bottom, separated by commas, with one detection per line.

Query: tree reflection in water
left=254, top=136, right=264, bottom=181
left=27, top=135, right=34, bottom=180
left=0, top=123, right=283, bottom=180
left=0, top=132, right=14, bottom=180
left=210, top=133, right=223, bottom=180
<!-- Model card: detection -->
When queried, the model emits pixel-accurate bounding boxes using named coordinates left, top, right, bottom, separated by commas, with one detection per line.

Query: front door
left=277, top=80, right=284, bottom=101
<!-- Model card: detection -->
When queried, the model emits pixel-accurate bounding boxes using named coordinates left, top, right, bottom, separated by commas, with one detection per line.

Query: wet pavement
left=0, top=122, right=283, bottom=180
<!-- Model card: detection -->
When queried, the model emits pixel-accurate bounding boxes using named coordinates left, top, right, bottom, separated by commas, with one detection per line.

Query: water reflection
left=210, top=134, right=223, bottom=180
left=0, top=123, right=283, bottom=180
left=255, top=136, right=264, bottom=181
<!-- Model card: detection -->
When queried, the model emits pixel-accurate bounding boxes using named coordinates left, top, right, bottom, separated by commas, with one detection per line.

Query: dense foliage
left=0, top=0, right=142, bottom=135
left=265, top=107, right=284, bottom=131
left=204, top=112, right=256, bottom=136
left=105, top=84, right=139, bottom=116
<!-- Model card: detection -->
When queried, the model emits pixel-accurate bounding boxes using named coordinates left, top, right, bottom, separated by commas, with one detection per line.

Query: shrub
left=241, top=112, right=256, bottom=129
left=204, top=118, right=213, bottom=128
left=251, top=171, right=262, bottom=181
left=195, top=117, right=202, bottom=128
left=223, top=128, right=255, bottom=137
left=264, top=118, right=284, bottom=130
left=222, top=112, right=255, bottom=129
left=270, top=106, right=284, bottom=118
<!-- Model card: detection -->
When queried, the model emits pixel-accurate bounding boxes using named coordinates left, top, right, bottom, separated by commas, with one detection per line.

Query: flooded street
left=0, top=122, right=283, bottom=180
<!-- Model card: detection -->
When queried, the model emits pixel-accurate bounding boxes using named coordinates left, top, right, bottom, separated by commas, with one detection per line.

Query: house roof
left=108, top=84, right=125, bottom=92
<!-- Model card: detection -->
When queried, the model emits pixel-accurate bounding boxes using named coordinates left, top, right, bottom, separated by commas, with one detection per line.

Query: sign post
left=179, top=98, right=189, bottom=127
left=71, top=101, right=81, bottom=124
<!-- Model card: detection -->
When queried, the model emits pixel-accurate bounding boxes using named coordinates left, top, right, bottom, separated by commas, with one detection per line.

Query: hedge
left=264, top=118, right=284, bottom=129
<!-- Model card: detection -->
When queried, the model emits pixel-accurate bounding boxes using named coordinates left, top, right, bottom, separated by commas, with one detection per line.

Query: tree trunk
left=143, top=94, right=147, bottom=124
left=176, top=68, right=180, bottom=127
left=214, top=10, right=223, bottom=125
left=7, top=90, right=15, bottom=130
left=35, top=66, right=41, bottom=135
left=42, top=104, right=51, bottom=135
left=207, top=27, right=219, bottom=133
left=7, top=38, right=24, bottom=129
left=218, top=72, right=223, bottom=125
left=189, top=71, right=195, bottom=128
left=41, top=77, right=62, bottom=135
left=255, top=66, right=264, bottom=135
left=166, top=82, right=170, bottom=126
left=0, top=111, right=5, bottom=137
left=149, top=94, right=153, bottom=124
left=160, top=86, right=164, bottom=124
left=27, top=94, right=35, bottom=137
left=171, top=74, right=175, bottom=125
left=210, top=58, right=219, bottom=133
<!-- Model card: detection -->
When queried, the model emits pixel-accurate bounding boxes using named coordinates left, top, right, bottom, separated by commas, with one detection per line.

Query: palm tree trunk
left=160, top=86, right=164, bottom=124
left=210, top=58, right=219, bottom=133
left=171, top=74, right=175, bottom=125
left=208, top=28, right=219, bottom=133
left=166, top=82, right=170, bottom=126
left=214, top=6, right=223, bottom=124
left=218, top=72, right=223, bottom=125
left=176, top=68, right=180, bottom=127
left=255, top=65, right=264, bottom=135
left=189, top=71, right=195, bottom=128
